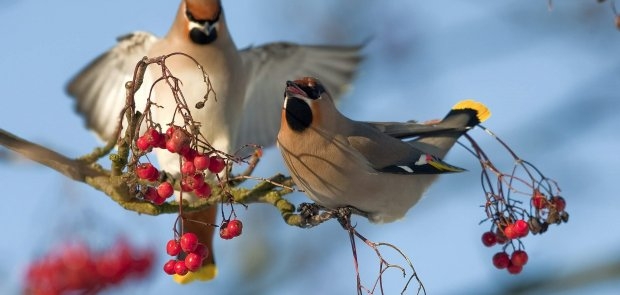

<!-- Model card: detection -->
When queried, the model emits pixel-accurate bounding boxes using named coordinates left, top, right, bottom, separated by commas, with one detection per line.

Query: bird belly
left=279, top=137, right=441, bottom=223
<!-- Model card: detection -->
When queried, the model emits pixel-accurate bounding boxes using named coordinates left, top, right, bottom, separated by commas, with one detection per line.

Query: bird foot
left=296, top=203, right=369, bottom=228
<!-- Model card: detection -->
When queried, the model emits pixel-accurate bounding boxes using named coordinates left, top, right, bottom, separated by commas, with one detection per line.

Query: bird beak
left=285, top=80, right=307, bottom=98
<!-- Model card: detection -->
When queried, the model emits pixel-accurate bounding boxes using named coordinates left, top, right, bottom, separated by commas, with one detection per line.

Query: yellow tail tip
left=452, top=99, right=491, bottom=123
left=173, top=264, right=218, bottom=284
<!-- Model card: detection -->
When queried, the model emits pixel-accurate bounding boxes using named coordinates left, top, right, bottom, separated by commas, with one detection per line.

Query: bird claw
left=296, top=203, right=370, bottom=228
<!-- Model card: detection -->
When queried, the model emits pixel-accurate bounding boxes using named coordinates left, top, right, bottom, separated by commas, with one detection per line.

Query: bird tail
left=449, top=99, right=491, bottom=127
left=414, top=99, right=490, bottom=158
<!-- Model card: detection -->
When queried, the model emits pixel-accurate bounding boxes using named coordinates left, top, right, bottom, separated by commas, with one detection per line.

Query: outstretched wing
left=237, top=42, right=363, bottom=148
left=67, top=31, right=158, bottom=141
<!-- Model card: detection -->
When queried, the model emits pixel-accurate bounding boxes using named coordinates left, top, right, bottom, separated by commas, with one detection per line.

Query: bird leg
left=296, top=203, right=370, bottom=228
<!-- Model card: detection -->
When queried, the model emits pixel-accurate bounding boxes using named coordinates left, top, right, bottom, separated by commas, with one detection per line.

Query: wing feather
left=237, top=42, right=363, bottom=147
left=67, top=31, right=158, bottom=141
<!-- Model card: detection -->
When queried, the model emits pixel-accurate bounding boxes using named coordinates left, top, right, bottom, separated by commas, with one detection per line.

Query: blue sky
left=1, top=1, right=619, bottom=294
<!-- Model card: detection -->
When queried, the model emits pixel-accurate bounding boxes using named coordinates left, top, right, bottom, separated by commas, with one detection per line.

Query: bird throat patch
left=285, top=98, right=313, bottom=132
left=189, top=27, right=218, bottom=45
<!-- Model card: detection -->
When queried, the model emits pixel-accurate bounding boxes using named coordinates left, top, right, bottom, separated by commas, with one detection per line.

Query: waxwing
left=277, top=77, right=490, bottom=223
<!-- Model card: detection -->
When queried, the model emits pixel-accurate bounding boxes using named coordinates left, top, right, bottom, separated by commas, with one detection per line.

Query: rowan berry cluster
left=134, top=126, right=230, bottom=205
left=479, top=180, right=568, bottom=275
left=134, top=126, right=228, bottom=269
left=163, top=232, right=209, bottom=276
left=24, top=239, right=154, bottom=294
left=219, top=219, right=243, bottom=240
left=463, top=127, right=569, bottom=275
left=107, top=55, right=255, bottom=281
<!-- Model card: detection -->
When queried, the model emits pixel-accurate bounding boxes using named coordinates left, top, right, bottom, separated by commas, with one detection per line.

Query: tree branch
left=0, top=128, right=304, bottom=223
left=0, top=128, right=105, bottom=181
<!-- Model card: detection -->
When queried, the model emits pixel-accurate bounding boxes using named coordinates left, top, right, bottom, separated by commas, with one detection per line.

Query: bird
left=67, top=0, right=362, bottom=283
left=277, top=77, right=490, bottom=224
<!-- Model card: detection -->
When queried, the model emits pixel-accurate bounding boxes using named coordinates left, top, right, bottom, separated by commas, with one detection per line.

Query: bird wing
left=67, top=31, right=159, bottom=141
left=367, top=121, right=468, bottom=139
left=237, top=42, right=363, bottom=148
left=347, top=122, right=465, bottom=175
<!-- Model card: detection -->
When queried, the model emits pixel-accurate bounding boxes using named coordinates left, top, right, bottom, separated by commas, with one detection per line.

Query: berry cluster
left=163, top=233, right=209, bottom=276
left=161, top=218, right=243, bottom=277
left=134, top=126, right=229, bottom=205
left=132, top=125, right=234, bottom=276
left=481, top=227, right=529, bottom=274
left=462, top=127, right=569, bottom=275
left=120, top=55, right=258, bottom=282
left=24, top=239, right=154, bottom=295
left=219, top=219, right=243, bottom=240
left=491, top=250, right=528, bottom=274
left=529, top=190, right=568, bottom=234
left=480, top=190, right=568, bottom=275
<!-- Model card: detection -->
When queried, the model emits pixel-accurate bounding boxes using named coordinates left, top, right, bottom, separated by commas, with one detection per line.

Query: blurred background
left=1, top=0, right=619, bottom=294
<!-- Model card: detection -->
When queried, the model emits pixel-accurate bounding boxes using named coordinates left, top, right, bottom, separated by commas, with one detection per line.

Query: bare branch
left=0, top=128, right=105, bottom=181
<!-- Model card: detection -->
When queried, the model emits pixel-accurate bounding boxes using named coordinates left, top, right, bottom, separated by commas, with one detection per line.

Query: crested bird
left=67, top=1, right=362, bottom=283
left=277, top=77, right=490, bottom=223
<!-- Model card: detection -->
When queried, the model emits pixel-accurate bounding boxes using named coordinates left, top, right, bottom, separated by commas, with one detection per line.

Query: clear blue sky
left=1, top=1, right=619, bottom=294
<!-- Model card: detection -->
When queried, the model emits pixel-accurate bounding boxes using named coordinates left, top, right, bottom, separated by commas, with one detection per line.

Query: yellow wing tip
left=173, top=264, right=218, bottom=284
left=452, top=99, right=491, bottom=123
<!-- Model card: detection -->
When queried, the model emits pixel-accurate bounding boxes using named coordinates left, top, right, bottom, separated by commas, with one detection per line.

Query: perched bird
left=277, top=77, right=490, bottom=223
left=67, top=1, right=361, bottom=283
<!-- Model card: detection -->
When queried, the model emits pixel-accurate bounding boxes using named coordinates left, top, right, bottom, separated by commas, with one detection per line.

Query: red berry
left=136, top=163, right=159, bottom=181
left=157, top=182, right=174, bottom=199
left=226, top=219, right=243, bottom=238
left=165, top=139, right=178, bottom=154
left=180, top=232, right=198, bottom=253
left=184, top=253, right=202, bottom=272
left=194, top=183, right=212, bottom=198
left=182, top=174, right=205, bottom=191
left=503, top=224, right=518, bottom=240
left=551, top=196, right=566, bottom=211
left=151, top=195, right=167, bottom=205
left=194, top=243, right=209, bottom=259
left=531, top=191, right=546, bottom=209
left=174, top=260, right=188, bottom=276
left=136, top=136, right=151, bottom=151
left=481, top=231, right=497, bottom=247
left=219, top=222, right=232, bottom=240
left=513, top=219, right=529, bottom=238
left=144, top=128, right=162, bottom=146
left=219, top=228, right=232, bottom=240
left=180, top=178, right=193, bottom=192
left=144, top=186, right=159, bottom=202
left=181, top=161, right=196, bottom=175
left=492, top=252, right=510, bottom=269
left=168, top=128, right=191, bottom=155
left=511, top=250, right=529, bottom=267
left=193, top=154, right=210, bottom=171
left=163, top=259, right=176, bottom=275
left=495, top=230, right=508, bottom=244
left=507, top=262, right=523, bottom=274
left=166, top=240, right=181, bottom=256
left=183, top=148, right=198, bottom=162
left=166, top=126, right=176, bottom=138
left=155, top=135, right=167, bottom=149
left=208, top=156, right=226, bottom=173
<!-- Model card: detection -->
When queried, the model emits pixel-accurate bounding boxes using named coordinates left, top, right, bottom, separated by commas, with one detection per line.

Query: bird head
left=183, top=0, right=222, bottom=45
left=283, top=77, right=335, bottom=132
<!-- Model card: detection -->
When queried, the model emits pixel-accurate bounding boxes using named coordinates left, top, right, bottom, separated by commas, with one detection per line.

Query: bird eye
left=297, top=84, right=325, bottom=100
